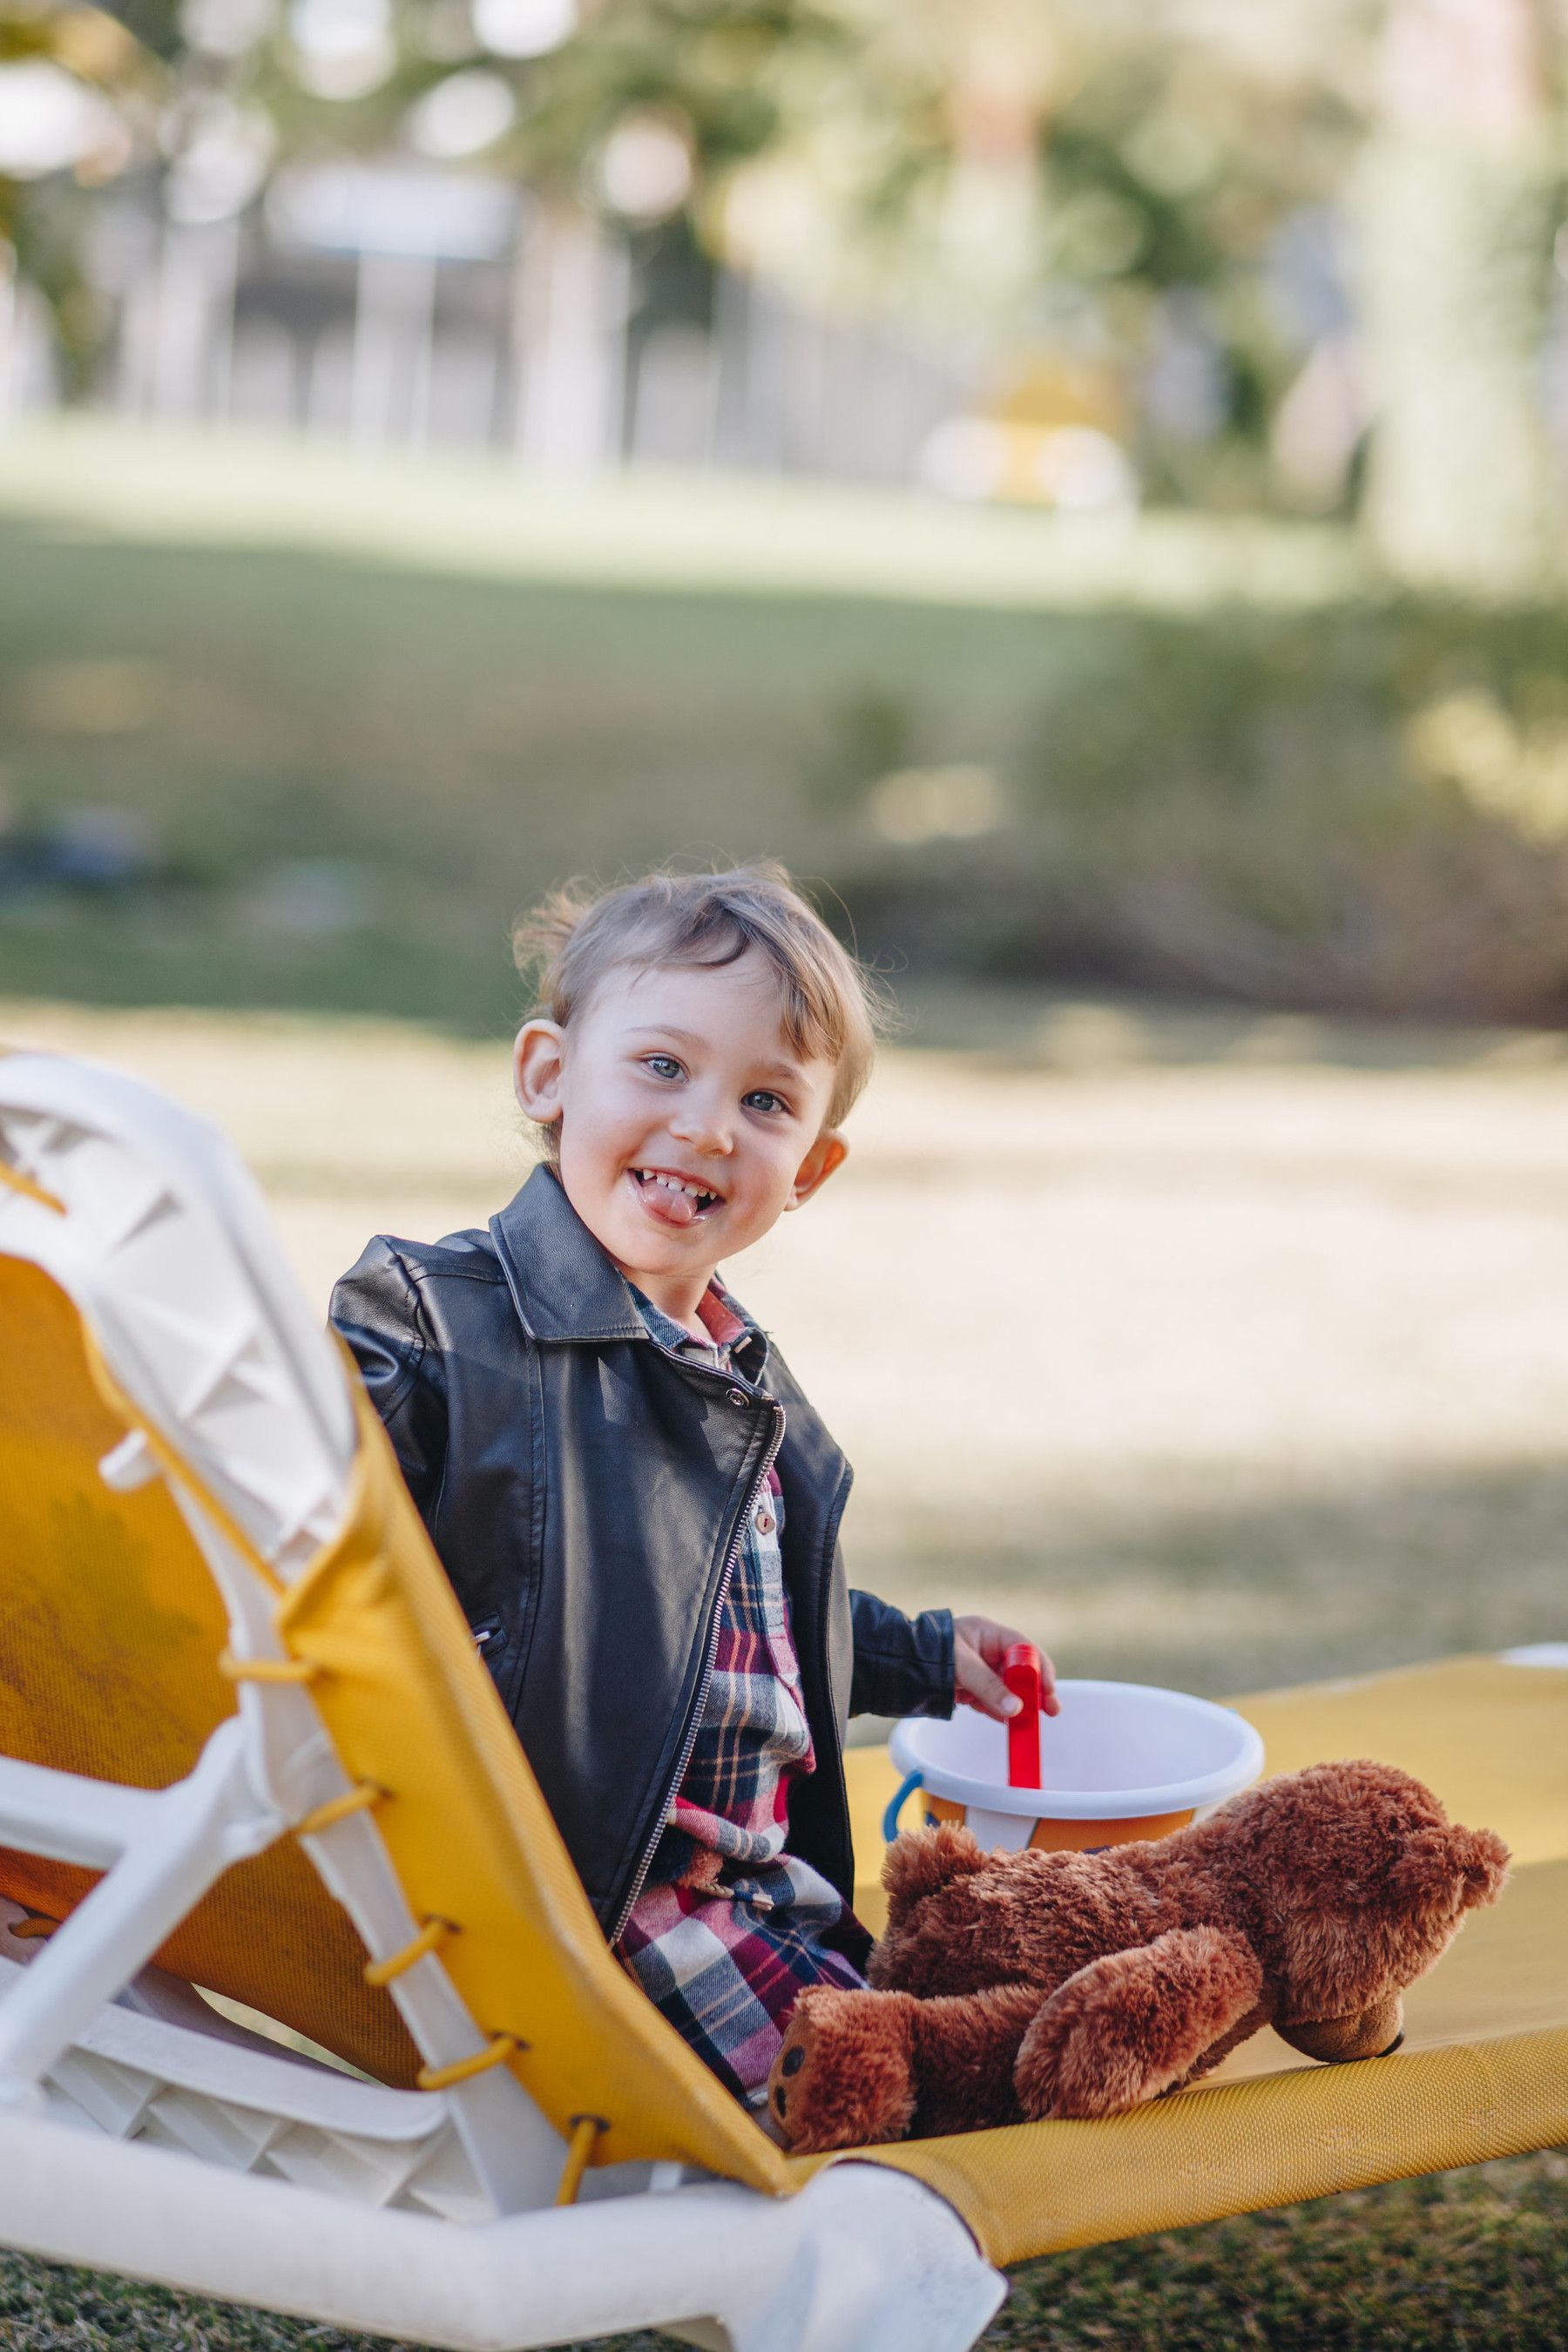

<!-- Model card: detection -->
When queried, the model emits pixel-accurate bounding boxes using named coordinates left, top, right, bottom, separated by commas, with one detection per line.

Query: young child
left=331, top=864, right=1056, bottom=2108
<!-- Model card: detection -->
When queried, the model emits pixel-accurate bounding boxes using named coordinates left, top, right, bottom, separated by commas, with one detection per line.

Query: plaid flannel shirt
left=616, top=1281, right=867, bottom=2100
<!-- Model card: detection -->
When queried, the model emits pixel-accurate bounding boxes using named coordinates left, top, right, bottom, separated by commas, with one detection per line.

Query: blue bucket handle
left=882, top=1768, right=924, bottom=1845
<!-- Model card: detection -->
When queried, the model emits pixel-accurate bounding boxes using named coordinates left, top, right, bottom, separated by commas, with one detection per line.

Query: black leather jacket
left=330, top=1165, right=955, bottom=1943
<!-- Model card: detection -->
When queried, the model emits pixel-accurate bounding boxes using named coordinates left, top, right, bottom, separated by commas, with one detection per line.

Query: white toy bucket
left=885, top=1679, right=1266, bottom=1855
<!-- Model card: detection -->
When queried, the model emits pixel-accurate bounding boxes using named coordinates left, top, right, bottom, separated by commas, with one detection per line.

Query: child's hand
left=952, top=1614, right=1060, bottom=1722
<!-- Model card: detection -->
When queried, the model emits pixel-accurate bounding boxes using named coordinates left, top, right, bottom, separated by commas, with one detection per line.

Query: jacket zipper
left=808, top=1459, right=855, bottom=1900
left=609, top=1391, right=786, bottom=1946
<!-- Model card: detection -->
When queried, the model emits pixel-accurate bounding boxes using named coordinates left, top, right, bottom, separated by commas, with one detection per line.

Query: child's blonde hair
left=512, top=863, right=883, bottom=1140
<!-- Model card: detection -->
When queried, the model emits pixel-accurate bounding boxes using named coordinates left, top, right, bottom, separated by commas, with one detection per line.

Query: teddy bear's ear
left=1391, top=1822, right=1510, bottom=1911
left=882, top=1820, right=985, bottom=1908
left=1450, top=1825, right=1511, bottom=1908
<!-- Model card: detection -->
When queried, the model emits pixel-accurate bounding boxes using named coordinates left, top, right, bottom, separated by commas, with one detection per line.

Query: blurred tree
left=0, top=3, right=159, bottom=392
left=714, top=0, right=1371, bottom=505
left=1026, top=30, right=1362, bottom=507
left=2, top=0, right=848, bottom=388
left=20, top=0, right=1565, bottom=561
left=1357, top=0, right=1562, bottom=597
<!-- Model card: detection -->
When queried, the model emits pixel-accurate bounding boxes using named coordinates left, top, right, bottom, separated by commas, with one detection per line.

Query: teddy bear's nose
left=781, top=2045, right=806, bottom=2077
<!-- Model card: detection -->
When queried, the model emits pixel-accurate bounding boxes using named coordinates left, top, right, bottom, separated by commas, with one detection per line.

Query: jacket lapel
left=489, top=1164, right=646, bottom=1342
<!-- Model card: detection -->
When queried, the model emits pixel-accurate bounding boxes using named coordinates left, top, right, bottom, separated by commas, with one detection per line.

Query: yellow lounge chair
left=0, top=1048, right=1564, bottom=2346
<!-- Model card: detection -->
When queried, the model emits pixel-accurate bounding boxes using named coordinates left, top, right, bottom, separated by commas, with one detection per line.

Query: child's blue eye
left=644, top=1055, right=683, bottom=1080
left=743, top=1091, right=787, bottom=1115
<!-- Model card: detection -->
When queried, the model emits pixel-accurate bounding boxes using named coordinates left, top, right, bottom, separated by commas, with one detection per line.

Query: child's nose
left=668, top=1098, right=733, bottom=1153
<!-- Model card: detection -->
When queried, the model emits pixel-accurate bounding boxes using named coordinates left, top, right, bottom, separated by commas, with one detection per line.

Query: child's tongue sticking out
left=645, top=1175, right=699, bottom=1228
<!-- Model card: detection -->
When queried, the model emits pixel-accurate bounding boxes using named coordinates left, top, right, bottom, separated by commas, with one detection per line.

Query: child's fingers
left=953, top=1616, right=1064, bottom=1720
left=954, top=1636, right=1021, bottom=1720
left=954, top=1612, right=1030, bottom=1664
left=1037, top=1651, right=1062, bottom=1719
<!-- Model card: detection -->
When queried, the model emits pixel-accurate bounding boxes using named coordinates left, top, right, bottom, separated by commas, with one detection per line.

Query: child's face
left=514, top=950, right=847, bottom=1286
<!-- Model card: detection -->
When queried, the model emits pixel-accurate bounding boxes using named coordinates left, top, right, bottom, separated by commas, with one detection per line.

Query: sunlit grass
left=0, top=419, right=1366, bottom=615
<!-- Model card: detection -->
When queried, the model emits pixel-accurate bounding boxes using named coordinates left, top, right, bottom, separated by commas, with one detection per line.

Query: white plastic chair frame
left=0, top=1051, right=1003, bottom=2352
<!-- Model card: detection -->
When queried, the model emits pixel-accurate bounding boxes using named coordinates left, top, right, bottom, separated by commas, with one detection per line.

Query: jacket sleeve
left=848, top=1590, right=954, bottom=1720
left=329, top=1238, right=449, bottom=1525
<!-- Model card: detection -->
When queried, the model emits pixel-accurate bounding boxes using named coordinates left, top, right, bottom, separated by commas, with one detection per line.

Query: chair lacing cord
left=294, top=1781, right=382, bottom=1838
left=218, top=1646, right=322, bottom=1686
left=416, top=2033, right=523, bottom=2093
left=8, top=1916, right=58, bottom=1941
left=556, top=2114, right=608, bottom=2207
left=363, top=1916, right=454, bottom=1988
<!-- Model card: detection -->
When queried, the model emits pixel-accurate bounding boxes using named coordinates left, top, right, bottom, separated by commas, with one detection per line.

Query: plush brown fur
left=767, top=1760, right=1509, bottom=2152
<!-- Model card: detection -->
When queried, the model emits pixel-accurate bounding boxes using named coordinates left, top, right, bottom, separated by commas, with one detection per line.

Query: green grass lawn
left=3, top=2153, right=1565, bottom=2351
left=994, top=2154, right=1568, bottom=2350
left=0, top=506, right=1074, bottom=1025
left=7, top=422, right=1568, bottom=1027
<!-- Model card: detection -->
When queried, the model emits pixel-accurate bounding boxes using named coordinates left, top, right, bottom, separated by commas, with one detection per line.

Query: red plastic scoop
left=1004, top=1642, right=1044, bottom=1788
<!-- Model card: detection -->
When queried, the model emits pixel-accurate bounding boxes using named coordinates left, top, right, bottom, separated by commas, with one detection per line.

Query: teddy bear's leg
left=767, top=1982, right=1046, bottom=2154
left=900, top=1984, right=1062, bottom=2140
left=1014, top=1925, right=1266, bottom=2121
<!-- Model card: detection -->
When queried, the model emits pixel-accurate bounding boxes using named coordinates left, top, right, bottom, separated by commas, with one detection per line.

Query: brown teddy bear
left=767, top=1760, right=1508, bottom=2153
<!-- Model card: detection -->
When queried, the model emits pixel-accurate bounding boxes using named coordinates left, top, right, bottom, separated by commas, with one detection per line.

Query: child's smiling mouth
left=628, top=1166, right=725, bottom=1229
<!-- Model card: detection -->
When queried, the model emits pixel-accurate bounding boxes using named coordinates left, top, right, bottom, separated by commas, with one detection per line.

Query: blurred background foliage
left=1, top=0, right=1537, bottom=509
left=12, top=499, right=1568, bottom=1029
left=7, top=1, right=1568, bottom=1024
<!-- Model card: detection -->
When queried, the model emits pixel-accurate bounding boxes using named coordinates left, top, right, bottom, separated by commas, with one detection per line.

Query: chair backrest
left=0, top=1250, right=421, bottom=2085
left=0, top=1092, right=789, bottom=2193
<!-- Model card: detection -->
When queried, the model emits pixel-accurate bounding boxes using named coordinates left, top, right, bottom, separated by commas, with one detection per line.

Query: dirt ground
left=10, top=988, right=1568, bottom=1701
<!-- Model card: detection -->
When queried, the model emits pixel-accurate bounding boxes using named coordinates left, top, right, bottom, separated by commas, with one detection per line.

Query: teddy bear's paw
left=765, top=1990, right=918, bottom=2154
left=1014, top=1925, right=1266, bottom=2120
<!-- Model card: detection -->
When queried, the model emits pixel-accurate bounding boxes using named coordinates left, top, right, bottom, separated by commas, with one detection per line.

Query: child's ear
left=514, top=1020, right=566, bottom=1125
left=786, top=1130, right=848, bottom=1210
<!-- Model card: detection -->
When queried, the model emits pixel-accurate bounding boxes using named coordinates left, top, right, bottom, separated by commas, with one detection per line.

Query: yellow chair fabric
left=5, top=1235, right=1566, bottom=2247
left=1224, top=1657, right=1568, bottom=1869
left=826, top=2016, right=1568, bottom=2265
left=0, top=1257, right=421, bottom=2085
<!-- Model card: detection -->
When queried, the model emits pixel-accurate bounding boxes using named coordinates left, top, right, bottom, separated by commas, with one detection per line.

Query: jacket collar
left=489, top=1164, right=646, bottom=1342
left=488, top=1164, right=769, bottom=1375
